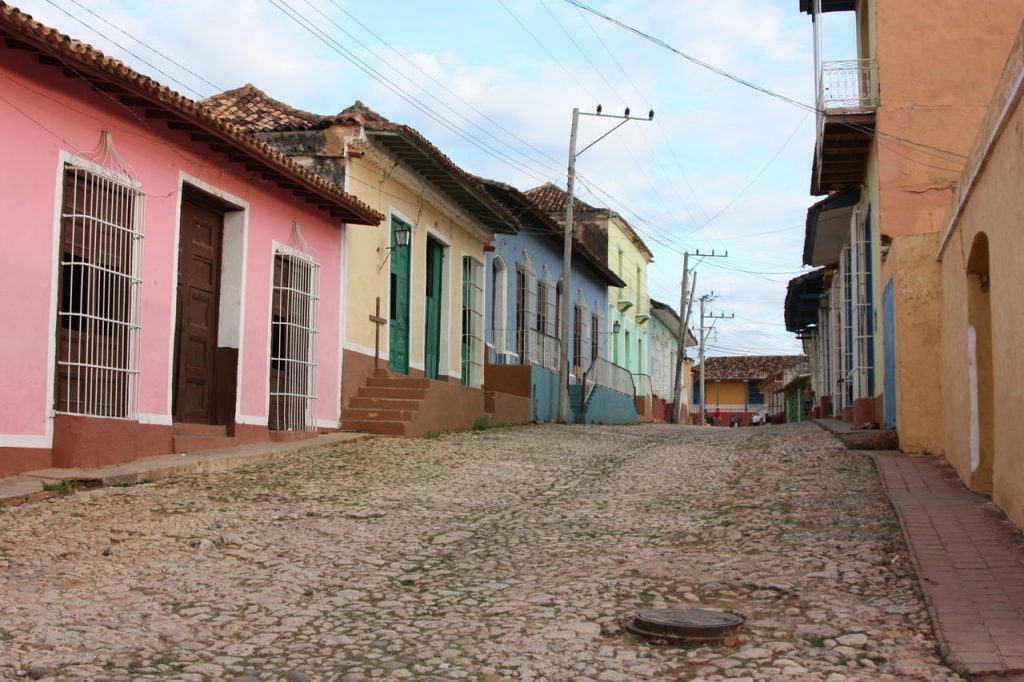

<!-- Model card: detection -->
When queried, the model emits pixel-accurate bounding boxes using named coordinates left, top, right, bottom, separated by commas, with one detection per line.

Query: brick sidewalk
left=873, top=451, right=1024, bottom=675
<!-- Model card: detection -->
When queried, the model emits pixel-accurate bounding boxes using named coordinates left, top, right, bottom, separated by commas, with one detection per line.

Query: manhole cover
left=627, top=608, right=744, bottom=642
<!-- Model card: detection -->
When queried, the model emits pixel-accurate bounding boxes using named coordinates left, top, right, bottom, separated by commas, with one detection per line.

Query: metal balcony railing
left=523, top=328, right=560, bottom=372
left=632, top=373, right=653, bottom=398
left=819, top=59, right=878, bottom=111
left=584, top=357, right=635, bottom=403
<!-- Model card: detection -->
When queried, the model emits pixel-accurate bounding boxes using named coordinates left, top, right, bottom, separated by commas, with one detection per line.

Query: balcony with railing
left=584, top=356, right=635, bottom=403
left=819, top=59, right=878, bottom=112
left=488, top=328, right=561, bottom=373
left=812, top=58, right=877, bottom=195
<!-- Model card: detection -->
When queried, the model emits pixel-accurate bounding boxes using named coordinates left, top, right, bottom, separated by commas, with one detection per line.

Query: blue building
left=476, top=178, right=633, bottom=423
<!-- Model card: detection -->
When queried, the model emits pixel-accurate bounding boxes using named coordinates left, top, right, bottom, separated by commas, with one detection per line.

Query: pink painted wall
left=0, top=47, right=344, bottom=442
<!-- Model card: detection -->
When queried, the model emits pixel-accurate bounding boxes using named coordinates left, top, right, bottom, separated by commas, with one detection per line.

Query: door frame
left=171, top=176, right=247, bottom=427
left=424, top=235, right=445, bottom=380
left=387, top=211, right=413, bottom=374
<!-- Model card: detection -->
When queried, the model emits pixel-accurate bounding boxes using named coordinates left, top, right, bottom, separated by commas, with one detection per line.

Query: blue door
left=882, top=279, right=896, bottom=428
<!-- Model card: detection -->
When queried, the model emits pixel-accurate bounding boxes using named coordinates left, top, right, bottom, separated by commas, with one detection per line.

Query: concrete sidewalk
left=0, top=431, right=372, bottom=507
left=814, top=417, right=899, bottom=449
left=873, top=451, right=1024, bottom=676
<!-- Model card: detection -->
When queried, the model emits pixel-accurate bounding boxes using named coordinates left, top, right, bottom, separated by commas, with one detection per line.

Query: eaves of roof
left=476, top=176, right=627, bottom=288
left=0, top=3, right=382, bottom=226
left=363, top=126, right=518, bottom=235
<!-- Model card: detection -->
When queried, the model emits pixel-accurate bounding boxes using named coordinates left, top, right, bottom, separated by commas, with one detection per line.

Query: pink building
left=0, top=6, right=381, bottom=477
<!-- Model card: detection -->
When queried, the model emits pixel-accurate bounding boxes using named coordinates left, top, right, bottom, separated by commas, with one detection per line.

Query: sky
left=13, top=0, right=855, bottom=358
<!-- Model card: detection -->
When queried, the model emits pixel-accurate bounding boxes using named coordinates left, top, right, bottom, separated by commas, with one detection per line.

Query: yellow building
left=207, top=88, right=519, bottom=435
left=693, top=356, right=805, bottom=426
left=936, top=20, right=1024, bottom=530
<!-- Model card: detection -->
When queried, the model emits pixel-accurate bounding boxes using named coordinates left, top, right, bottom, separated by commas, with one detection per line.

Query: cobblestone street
left=0, top=423, right=961, bottom=681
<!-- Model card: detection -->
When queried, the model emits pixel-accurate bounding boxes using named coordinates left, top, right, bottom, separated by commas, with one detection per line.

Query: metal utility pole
left=671, top=250, right=727, bottom=424
left=558, top=105, right=654, bottom=423
left=697, top=293, right=734, bottom=426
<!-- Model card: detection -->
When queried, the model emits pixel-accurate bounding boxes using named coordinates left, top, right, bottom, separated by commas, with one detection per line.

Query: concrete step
left=172, top=435, right=238, bottom=454
left=172, top=422, right=227, bottom=437
left=357, top=386, right=427, bottom=400
left=366, top=377, right=431, bottom=389
left=341, top=419, right=409, bottom=437
left=348, top=396, right=421, bottom=411
left=342, top=407, right=415, bottom=422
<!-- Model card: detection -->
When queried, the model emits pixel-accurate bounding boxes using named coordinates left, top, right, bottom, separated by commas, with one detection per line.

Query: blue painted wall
left=486, top=231, right=610, bottom=374
left=530, top=366, right=559, bottom=421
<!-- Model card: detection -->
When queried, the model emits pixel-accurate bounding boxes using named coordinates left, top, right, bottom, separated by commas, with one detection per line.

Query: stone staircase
left=342, top=376, right=430, bottom=436
left=172, top=422, right=236, bottom=454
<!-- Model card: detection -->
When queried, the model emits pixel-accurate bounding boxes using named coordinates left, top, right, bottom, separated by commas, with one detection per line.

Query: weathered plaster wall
left=940, top=65, right=1024, bottom=530
left=881, top=233, right=944, bottom=454
left=0, top=48, right=347, bottom=475
left=874, top=0, right=1024, bottom=241
left=344, top=150, right=490, bottom=388
left=649, top=313, right=680, bottom=400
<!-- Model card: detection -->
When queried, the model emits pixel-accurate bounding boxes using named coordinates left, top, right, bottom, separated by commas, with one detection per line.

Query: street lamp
left=558, top=105, right=653, bottom=423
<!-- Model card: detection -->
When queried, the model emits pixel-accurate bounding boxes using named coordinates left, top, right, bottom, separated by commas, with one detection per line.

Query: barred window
left=461, top=257, right=484, bottom=386
left=55, top=163, right=143, bottom=418
left=747, top=381, right=765, bottom=405
left=269, top=249, right=319, bottom=431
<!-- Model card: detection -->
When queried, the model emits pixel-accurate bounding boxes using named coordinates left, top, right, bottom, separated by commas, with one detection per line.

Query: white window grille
left=849, top=210, right=873, bottom=401
left=269, top=248, right=319, bottom=431
left=461, top=256, right=484, bottom=386
left=513, top=252, right=536, bottom=364
left=55, top=162, right=143, bottom=419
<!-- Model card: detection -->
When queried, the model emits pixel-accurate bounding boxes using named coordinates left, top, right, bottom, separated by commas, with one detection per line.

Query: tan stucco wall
left=881, top=232, right=944, bottom=454
left=940, top=74, right=1024, bottom=530
left=343, top=149, right=489, bottom=387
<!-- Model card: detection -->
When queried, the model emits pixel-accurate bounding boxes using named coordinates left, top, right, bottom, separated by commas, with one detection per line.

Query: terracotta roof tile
left=524, top=183, right=653, bottom=260
left=0, top=3, right=381, bottom=226
left=694, top=355, right=806, bottom=381
left=524, top=182, right=602, bottom=214
left=202, top=84, right=332, bottom=132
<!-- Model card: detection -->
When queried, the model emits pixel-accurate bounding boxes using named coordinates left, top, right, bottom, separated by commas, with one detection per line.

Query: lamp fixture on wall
left=379, top=222, right=412, bottom=271
left=613, top=321, right=621, bottom=334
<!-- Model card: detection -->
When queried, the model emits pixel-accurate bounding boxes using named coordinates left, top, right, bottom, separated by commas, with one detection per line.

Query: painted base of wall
left=0, top=446, right=55, bottom=478
left=52, top=414, right=173, bottom=469
left=635, top=395, right=654, bottom=423
left=575, top=385, right=637, bottom=425
left=853, top=397, right=876, bottom=427
left=0, top=415, right=324, bottom=479
left=485, top=391, right=530, bottom=426
left=484, top=362, right=532, bottom=398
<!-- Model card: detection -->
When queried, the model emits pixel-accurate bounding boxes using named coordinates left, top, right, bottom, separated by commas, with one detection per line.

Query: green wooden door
left=388, top=217, right=411, bottom=374
left=424, top=238, right=443, bottom=379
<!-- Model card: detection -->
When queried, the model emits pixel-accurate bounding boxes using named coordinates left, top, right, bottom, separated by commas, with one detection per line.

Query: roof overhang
left=803, top=189, right=858, bottom=266
left=785, top=268, right=826, bottom=332
left=649, top=302, right=698, bottom=347
left=0, top=5, right=382, bottom=226
left=813, top=112, right=875, bottom=195
left=799, top=0, right=856, bottom=14
left=366, top=129, right=516, bottom=235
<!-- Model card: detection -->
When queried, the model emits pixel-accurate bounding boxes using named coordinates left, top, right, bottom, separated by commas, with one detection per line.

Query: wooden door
left=174, top=198, right=223, bottom=423
left=388, top=217, right=411, bottom=374
left=424, top=238, right=443, bottom=379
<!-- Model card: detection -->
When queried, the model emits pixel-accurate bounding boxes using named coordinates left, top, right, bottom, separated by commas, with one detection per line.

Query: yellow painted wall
left=881, top=233, right=944, bottom=454
left=343, top=148, right=489, bottom=385
left=939, top=30, right=1024, bottom=530
left=710, top=381, right=747, bottom=407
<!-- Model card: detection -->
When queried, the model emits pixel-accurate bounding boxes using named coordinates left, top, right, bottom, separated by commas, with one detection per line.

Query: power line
left=562, top=0, right=969, bottom=163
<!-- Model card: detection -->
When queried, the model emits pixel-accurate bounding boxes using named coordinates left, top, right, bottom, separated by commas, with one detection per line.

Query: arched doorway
left=966, top=233, right=994, bottom=490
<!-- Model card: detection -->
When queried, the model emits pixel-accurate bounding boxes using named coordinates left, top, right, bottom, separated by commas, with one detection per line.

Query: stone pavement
left=873, top=451, right=1024, bottom=676
left=1, top=423, right=964, bottom=680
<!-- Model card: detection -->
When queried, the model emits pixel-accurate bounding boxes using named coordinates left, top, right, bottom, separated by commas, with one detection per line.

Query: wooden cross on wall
left=369, top=296, right=388, bottom=376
